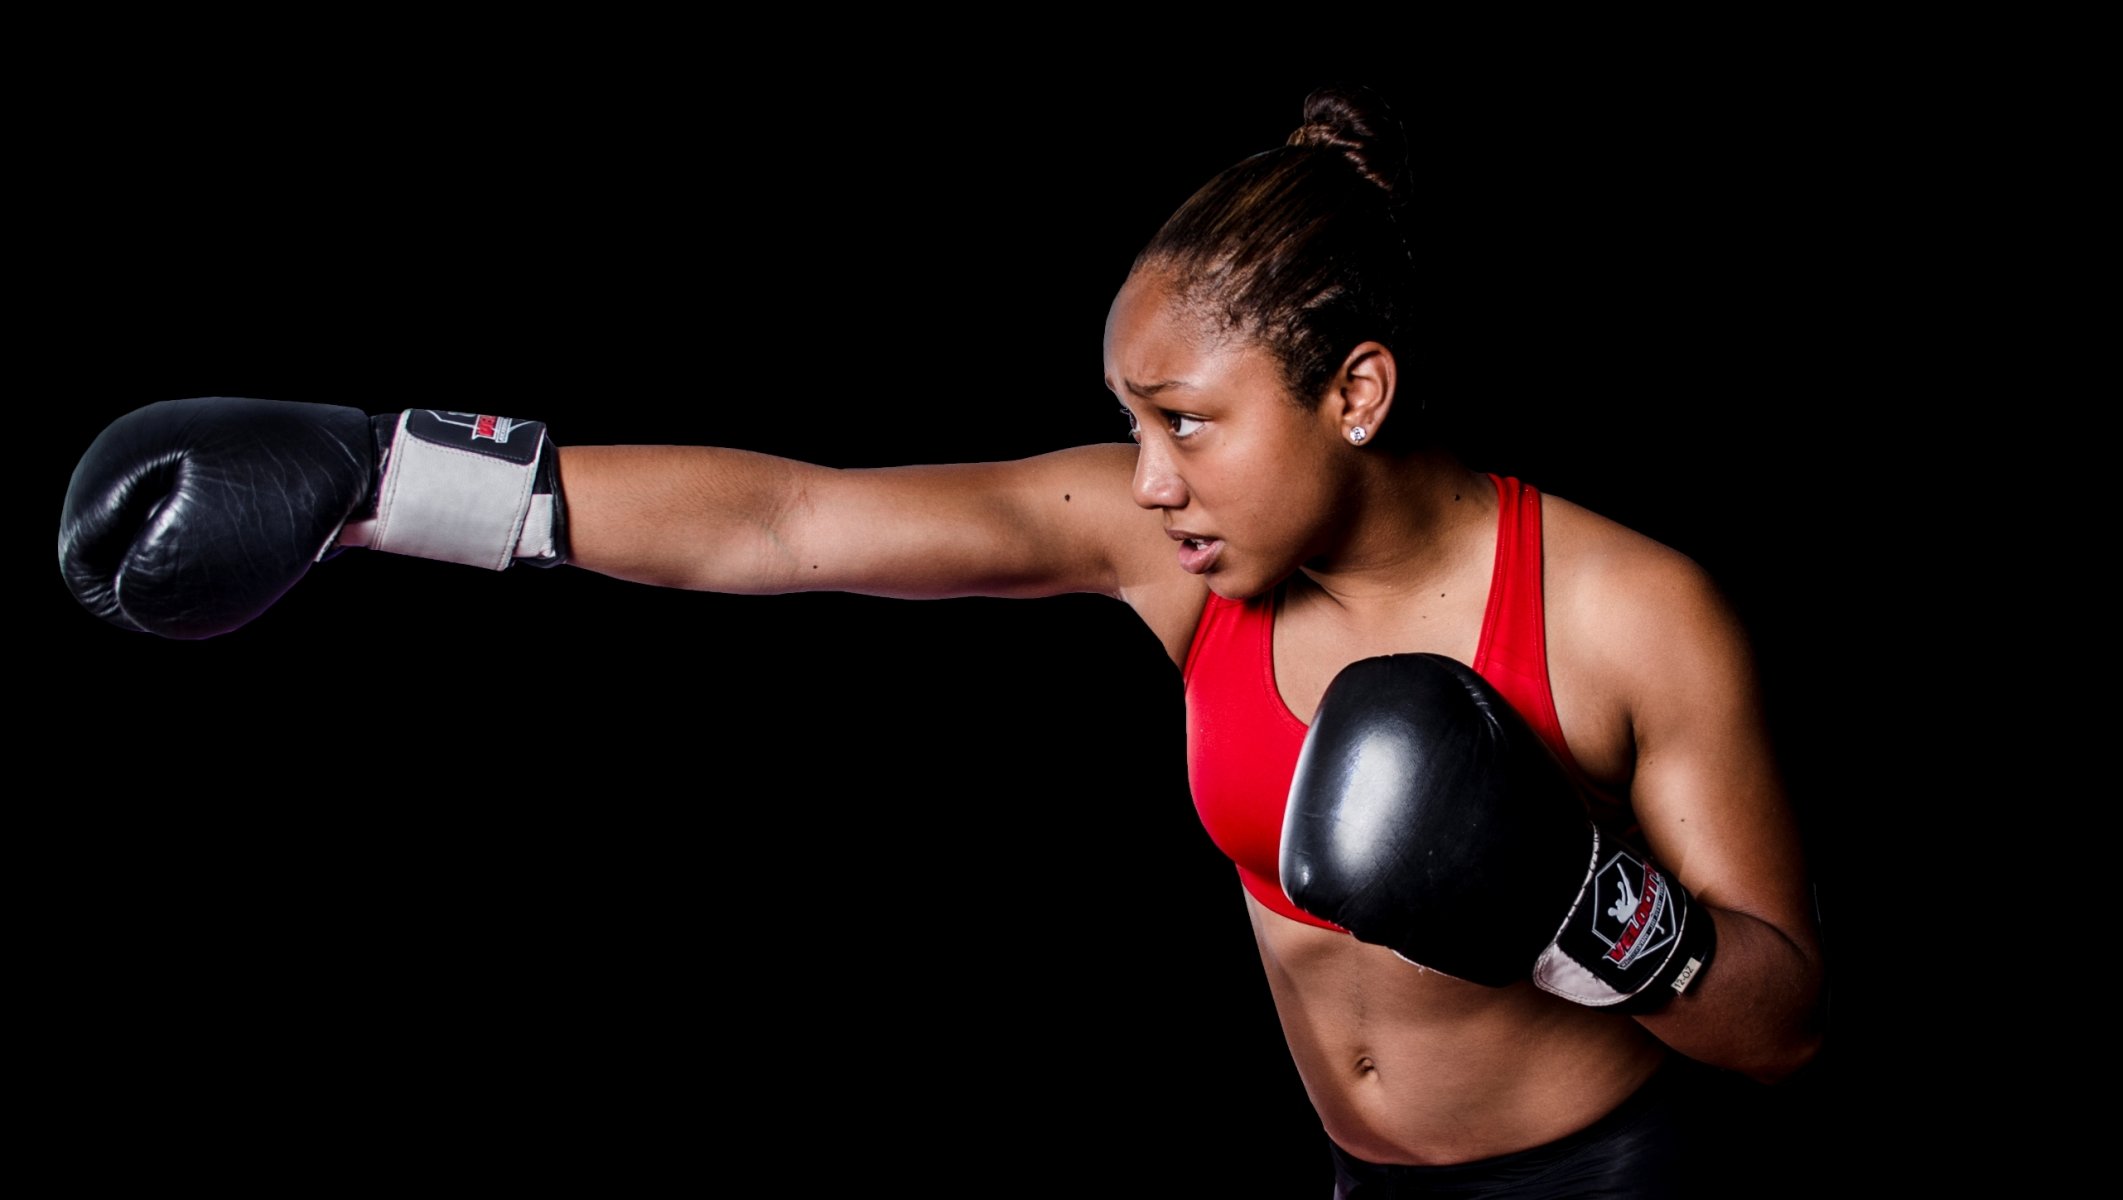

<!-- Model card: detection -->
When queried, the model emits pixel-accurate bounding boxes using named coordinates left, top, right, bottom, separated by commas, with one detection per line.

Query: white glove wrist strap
left=337, top=410, right=556, bottom=569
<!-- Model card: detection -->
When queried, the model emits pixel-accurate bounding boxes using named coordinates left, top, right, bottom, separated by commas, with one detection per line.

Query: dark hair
left=1133, top=85, right=1415, bottom=410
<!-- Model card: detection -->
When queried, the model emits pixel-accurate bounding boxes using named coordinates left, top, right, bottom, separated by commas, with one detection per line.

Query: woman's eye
left=1119, top=408, right=1141, bottom=442
left=1168, top=414, right=1205, bottom=438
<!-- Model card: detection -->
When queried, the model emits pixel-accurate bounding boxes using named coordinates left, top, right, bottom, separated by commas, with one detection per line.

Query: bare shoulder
left=1537, top=491, right=1767, bottom=803
left=1054, top=444, right=1210, bottom=666
left=954, top=442, right=1208, bottom=665
left=1540, top=492, right=1748, bottom=714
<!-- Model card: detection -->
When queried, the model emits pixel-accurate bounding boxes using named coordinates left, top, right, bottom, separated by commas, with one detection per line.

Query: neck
left=1297, top=448, right=1496, bottom=617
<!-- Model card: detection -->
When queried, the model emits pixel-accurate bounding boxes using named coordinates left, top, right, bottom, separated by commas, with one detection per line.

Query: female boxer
left=558, top=87, right=1825, bottom=1193
left=61, top=86, right=1823, bottom=1196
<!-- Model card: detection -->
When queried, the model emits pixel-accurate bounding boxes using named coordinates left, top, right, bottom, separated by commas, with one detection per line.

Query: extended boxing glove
left=1281, top=653, right=1714, bottom=1011
left=59, top=397, right=569, bottom=639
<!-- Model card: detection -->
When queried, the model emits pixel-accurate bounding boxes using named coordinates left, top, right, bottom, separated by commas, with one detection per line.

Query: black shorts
left=1327, top=1058, right=1699, bottom=1199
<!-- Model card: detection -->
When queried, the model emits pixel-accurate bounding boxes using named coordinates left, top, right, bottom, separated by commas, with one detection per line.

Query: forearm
left=1635, top=904, right=1824, bottom=1083
left=557, top=444, right=816, bottom=592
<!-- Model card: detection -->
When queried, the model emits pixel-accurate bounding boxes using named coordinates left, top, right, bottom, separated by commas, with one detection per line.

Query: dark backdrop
left=37, top=56, right=1937, bottom=1193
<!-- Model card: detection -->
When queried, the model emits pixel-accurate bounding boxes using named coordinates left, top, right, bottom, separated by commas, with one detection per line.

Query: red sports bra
left=1180, top=474, right=1610, bottom=930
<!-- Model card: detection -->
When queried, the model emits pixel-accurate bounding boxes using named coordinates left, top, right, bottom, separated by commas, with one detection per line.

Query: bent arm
left=1604, top=559, right=1826, bottom=1082
left=557, top=442, right=1162, bottom=602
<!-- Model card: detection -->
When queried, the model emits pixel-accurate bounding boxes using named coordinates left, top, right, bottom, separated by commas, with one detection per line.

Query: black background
left=34, top=45, right=1958, bottom=1193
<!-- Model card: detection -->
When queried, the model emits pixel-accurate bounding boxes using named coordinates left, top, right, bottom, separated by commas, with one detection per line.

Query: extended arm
left=57, top=397, right=1184, bottom=640
left=558, top=443, right=1148, bottom=599
left=556, top=442, right=1211, bottom=663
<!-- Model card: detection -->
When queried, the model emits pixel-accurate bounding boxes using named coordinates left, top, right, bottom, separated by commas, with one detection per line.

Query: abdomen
left=1245, top=891, right=1666, bottom=1165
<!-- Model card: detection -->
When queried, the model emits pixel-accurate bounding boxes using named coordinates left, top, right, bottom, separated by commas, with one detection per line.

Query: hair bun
left=1288, top=84, right=1408, bottom=200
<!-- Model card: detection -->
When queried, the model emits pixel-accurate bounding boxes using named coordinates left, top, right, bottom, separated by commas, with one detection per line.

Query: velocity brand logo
left=424, top=411, right=521, bottom=444
left=1594, top=853, right=1675, bottom=970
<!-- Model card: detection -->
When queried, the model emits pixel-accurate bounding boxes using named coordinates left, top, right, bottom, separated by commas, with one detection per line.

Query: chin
left=1206, top=566, right=1288, bottom=603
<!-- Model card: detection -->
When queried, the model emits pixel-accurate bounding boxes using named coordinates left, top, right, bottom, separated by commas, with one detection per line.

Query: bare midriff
left=1247, top=891, right=1666, bottom=1166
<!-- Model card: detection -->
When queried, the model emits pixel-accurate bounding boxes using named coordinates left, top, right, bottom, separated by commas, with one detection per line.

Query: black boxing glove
left=60, top=398, right=569, bottom=639
left=1281, top=653, right=1714, bottom=1010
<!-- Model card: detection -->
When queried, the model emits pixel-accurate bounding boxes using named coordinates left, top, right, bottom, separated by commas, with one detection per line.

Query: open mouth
left=1176, top=536, right=1223, bottom=575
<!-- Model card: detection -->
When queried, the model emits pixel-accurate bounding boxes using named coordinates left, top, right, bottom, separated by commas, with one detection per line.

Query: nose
left=1130, top=436, right=1189, bottom=511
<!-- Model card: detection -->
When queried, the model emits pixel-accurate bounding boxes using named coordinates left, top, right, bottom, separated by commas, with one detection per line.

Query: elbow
left=1739, top=1019, right=1825, bottom=1086
left=1736, top=972, right=1829, bottom=1085
left=1661, top=944, right=1827, bottom=1085
left=1701, top=907, right=1829, bottom=1085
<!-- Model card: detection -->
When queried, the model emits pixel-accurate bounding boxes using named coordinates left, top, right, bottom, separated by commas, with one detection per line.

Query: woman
left=571, top=86, right=1823, bottom=1191
left=57, top=82, right=1823, bottom=1194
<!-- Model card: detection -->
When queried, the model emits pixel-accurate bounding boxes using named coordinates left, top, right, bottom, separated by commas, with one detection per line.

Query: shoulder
left=1539, top=491, right=1750, bottom=724
left=1012, top=443, right=1209, bottom=665
left=1535, top=490, right=1772, bottom=803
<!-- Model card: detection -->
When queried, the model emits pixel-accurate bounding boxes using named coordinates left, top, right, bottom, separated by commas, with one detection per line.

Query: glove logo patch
left=404, top=411, right=543, bottom=467
left=1592, top=853, right=1674, bottom=971
left=425, top=411, right=520, bottom=444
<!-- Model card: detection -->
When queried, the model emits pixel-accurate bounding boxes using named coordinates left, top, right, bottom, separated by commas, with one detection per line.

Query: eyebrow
left=1108, top=376, right=1195, bottom=400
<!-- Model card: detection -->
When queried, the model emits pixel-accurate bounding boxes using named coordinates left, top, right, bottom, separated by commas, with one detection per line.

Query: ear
left=1322, top=341, right=1399, bottom=445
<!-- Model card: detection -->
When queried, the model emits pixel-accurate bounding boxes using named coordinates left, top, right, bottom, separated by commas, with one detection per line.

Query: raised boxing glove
left=59, top=397, right=568, bottom=639
left=1281, top=653, right=1714, bottom=1010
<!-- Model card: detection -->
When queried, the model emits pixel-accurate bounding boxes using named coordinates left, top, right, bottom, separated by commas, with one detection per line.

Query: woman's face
left=1103, top=270, right=1350, bottom=600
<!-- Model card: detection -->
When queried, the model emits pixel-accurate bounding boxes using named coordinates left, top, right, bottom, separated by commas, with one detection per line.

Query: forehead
left=1103, top=271, right=1267, bottom=393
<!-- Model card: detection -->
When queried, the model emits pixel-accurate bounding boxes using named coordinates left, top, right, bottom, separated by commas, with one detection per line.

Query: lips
left=1169, top=529, right=1224, bottom=575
